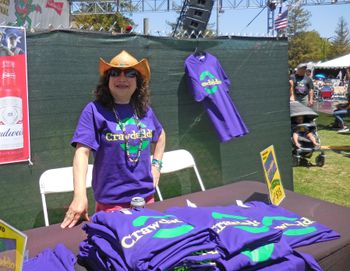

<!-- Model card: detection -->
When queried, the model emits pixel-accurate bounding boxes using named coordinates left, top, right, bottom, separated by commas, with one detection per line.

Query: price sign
left=260, top=145, right=286, bottom=206
left=0, top=219, right=27, bottom=271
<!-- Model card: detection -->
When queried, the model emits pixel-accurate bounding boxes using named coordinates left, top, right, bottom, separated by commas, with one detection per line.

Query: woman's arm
left=61, top=143, right=91, bottom=228
left=151, top=129, right=166, bottom=187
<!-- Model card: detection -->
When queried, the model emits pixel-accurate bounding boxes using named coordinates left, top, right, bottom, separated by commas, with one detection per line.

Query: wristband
left=152, top=158, right=163, bottom=171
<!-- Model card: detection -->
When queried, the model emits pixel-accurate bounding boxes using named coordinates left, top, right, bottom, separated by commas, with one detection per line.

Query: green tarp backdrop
left=0, top=31, right=290, bottom=230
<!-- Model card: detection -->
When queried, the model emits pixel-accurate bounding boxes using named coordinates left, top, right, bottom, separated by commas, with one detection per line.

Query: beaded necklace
left=112, top=106, right=144, bottom=165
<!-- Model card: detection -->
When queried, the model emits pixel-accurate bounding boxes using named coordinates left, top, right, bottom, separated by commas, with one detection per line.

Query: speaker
left=185, top=7, right=212, bottom=23
left=188, top=0, right=214, bottom=9
left=181, top=0, right=214, bottom=34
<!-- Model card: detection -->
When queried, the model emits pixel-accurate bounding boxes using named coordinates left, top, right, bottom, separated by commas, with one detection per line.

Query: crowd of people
left=290, top=63, right=350, bottom=137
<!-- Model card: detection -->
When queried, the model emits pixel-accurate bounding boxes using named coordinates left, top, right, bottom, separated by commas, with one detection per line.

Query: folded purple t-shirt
left=23, top=243, right=76, bottom=271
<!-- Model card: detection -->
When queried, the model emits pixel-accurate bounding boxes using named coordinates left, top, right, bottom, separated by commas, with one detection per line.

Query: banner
left=0, top=0, right=69, bottom=29
left=0, top=26, right=30, bottom=164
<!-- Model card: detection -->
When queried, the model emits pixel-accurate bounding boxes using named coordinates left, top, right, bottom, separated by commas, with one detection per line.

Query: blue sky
left=130, top=4, right=350, bottom=38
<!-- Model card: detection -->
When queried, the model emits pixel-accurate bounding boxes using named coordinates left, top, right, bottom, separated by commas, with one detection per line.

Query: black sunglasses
left=109, top=69, right=138, bottom=78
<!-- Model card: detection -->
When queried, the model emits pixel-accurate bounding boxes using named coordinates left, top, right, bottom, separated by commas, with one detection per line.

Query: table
left=25, top=180, right=350, bottom=271
left=312, top=100, right=335, bottom=115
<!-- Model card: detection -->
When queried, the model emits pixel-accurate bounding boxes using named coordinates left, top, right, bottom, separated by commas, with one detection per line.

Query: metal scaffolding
left=69, top=0, right=350, bottom=15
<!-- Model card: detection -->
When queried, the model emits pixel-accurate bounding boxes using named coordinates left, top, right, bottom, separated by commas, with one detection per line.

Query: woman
left=61, top=50, right=166, bottom=228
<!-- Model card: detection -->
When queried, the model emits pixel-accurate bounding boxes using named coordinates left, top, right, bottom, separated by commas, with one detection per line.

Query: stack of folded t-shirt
left=78, top=201, right=339, bottom=271
left=78, top=208, right=220, bottom=271
left=241, top=201, right=340, bottom=248
left=166, top=201, right=340, bottom=271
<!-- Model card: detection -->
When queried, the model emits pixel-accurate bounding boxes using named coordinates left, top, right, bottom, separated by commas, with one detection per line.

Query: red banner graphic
left=46, top=0, right=64, bottom=15
left=0, top=27, right=30, bottom=164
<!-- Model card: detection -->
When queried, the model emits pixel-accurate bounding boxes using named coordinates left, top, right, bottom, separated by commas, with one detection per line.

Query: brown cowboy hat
left=99, top=50, right=151, bottom=81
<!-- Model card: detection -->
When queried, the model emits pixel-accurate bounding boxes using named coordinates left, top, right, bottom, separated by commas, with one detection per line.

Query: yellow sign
left=0, top=219, right=27, bottom=271
left=260, top=145, right=286, bottom=206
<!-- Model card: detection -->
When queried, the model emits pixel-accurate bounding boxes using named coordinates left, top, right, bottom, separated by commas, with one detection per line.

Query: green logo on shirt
left=105, top=116, right=152, bottom=152
left=211, top=212, right=317, bottom=236
left=199, top=70, right=222, bottom=94
left=242, top=243, right=275, bottom=263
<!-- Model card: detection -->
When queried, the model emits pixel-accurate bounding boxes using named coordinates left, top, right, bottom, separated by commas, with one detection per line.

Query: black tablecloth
left=25, top=180, right=350, bottom=271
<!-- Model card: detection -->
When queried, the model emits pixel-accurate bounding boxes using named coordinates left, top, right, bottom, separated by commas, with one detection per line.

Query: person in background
left=289, top=63, right=314, bottom=107
left=6, top=33, right=24, bottom=55
left=292, top=115, right=320, bottom=149
left=61, top=50, right=166, bottom=228
left=333, top=94, right=350, bottom=133
left=346, top=67, right=350, bottom=97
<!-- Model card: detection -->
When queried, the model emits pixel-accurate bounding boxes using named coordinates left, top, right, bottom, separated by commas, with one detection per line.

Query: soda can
left=131, top=197, right=145, bottom=208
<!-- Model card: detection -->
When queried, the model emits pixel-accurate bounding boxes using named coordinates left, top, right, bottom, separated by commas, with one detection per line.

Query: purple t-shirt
left=185, top=52, right=249, bottom=143
left=167, top=204, right=327, bottom=271
left=71, top=101, right=163, bottom=204
left=166, top=206, right=283, bottom=258
left=217, top=239, right=293, bottom=271
left=243, top=201, right=340, bottom=248
left=79, top=208, right=219, bottom=271
left=23, top=244, right=76, bottom=271
left=243, top=251, right=322, bottom=271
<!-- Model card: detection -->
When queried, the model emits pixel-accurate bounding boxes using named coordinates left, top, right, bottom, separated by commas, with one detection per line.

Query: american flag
left=275, top=10, right=288, bottom=30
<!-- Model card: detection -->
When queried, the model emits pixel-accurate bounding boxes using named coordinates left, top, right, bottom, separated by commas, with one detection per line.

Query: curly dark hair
left=94, top=69, right=150, bottom=118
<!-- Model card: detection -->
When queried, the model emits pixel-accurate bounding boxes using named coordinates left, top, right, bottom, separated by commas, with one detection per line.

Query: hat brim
left=99, top=58, right=151, bottom=82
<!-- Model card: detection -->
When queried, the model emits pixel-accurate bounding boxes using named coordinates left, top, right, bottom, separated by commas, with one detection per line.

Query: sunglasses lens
left=109, top=69, right=138, bottom=78
left=109, top=69, right=122, bottom=77
left=124, top=69, right=138, bottom=78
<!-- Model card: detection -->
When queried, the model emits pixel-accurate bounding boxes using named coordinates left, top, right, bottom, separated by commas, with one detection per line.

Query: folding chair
left=39, top=165, right=93, bottom=226
left=153, top=149, right=205, bottom=201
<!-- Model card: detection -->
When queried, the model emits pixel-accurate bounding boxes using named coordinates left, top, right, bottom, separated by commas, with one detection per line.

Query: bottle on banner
left=0, top=59, right=24, bottom=162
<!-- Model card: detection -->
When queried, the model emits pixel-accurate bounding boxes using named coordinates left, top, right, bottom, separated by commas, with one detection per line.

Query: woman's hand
left=61, top=144, right=91, bottom=229
left=60, top=195, right=89, bottom=228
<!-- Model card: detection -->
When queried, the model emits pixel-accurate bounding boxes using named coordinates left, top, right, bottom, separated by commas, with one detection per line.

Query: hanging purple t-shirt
left=184, top=52, right=249, bottom=143
left=71, top=101, right=163, bottom=204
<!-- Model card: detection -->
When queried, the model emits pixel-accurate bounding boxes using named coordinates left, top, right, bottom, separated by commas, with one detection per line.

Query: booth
left=25, top=181, right=350, bottom=271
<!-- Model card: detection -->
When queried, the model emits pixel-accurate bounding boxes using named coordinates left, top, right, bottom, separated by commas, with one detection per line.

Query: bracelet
left=152, top=158, right=163, bottom=171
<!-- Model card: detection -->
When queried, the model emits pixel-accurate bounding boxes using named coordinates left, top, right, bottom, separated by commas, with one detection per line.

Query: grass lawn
left=293, top=111, right=350, bottom=208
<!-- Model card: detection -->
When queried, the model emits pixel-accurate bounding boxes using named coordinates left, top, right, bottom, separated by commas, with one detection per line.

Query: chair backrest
left=154, top=149, right=205, bottom=201
left=39, top=165, right=93, bottom=226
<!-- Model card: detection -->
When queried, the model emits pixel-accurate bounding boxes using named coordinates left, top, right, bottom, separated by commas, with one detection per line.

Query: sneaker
left=337, top=128, right=349, bottom=133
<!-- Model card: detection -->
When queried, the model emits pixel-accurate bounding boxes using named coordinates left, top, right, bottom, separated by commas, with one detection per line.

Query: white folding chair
left=153, top=149, right=205, bottom=201
left=39, top=165, right=93, bottom=226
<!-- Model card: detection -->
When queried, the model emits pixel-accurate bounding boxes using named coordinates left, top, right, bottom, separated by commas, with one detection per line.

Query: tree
left=288, top=31, right=324, bottom=68
left=287, top=0, right=311, bottom=37
left=328, top=17, right=350, bottom=59
left=72, top=13, right=134, bottom=33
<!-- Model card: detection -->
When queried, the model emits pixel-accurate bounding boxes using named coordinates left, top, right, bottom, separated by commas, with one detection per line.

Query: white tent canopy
left=314, top=53, right=350, bottom=69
